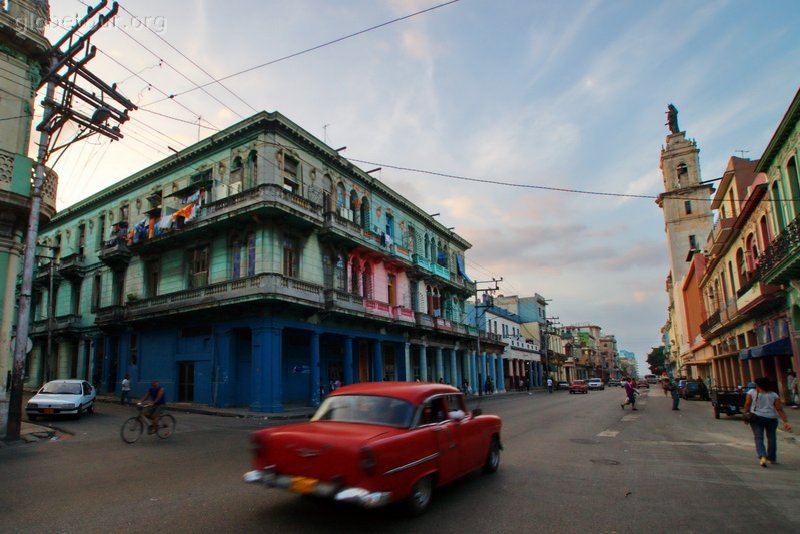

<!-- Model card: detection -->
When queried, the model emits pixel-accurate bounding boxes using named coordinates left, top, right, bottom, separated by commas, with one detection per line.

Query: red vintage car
left=243, top=382, right=502, bottom=514
left=568, top=380, right=589, bottom=394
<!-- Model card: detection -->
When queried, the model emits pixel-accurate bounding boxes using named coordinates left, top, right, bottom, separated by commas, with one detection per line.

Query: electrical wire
left=141, top=0, right=462, bottom=106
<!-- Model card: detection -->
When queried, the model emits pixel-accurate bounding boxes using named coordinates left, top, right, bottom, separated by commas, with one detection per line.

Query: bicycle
left=120, top=403, right=176, bottom=444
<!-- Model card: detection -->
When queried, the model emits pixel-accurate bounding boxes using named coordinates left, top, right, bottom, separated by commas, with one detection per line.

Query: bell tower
left=656, top=106, right=714, bottom=284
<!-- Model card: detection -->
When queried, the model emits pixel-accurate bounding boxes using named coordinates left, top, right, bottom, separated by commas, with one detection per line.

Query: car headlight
left=27, top=403, right=37, bottom=409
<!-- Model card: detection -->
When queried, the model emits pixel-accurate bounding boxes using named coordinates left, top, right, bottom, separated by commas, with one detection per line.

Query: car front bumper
left=243, top=467, right=392, bottom=508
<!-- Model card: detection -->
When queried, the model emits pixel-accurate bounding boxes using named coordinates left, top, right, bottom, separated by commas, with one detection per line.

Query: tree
left=647, top=346, right=667, bottom=375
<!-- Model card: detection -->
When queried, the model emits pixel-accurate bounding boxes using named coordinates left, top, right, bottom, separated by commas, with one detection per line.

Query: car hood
left=28, top=393, right=85, bottom=406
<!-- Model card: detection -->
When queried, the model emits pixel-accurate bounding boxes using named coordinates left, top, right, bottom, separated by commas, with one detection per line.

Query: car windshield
left=40, top=382, right=81, bottom=395
left=311, top=395, right=415, bottom=428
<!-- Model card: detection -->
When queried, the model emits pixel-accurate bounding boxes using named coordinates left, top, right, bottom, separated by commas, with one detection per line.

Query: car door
left=444, top=394, right=483, bottom=474
left=81, top=381, right=93, bottom=410
left=422, top=397, right=460, bottom=484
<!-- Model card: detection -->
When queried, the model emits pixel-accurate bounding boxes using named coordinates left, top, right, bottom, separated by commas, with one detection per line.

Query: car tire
left=87, top=402, right=94, bottom=414
left=482, top=436, right=501, bottom=474
left=406, top=475, right=434, bottom=516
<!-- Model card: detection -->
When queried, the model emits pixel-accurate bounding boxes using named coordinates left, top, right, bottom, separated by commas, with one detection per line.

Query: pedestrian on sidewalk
left=621, top=378, right=638, bottom=410
left=120, top=374, right=131, bottom=406
left=667, top=378, right=680, bottom=410
left=744, top=377, right=792, bottom=467
left=787, top=371, right=798, bottom=408
left=547, top=377, right=553, bottom=393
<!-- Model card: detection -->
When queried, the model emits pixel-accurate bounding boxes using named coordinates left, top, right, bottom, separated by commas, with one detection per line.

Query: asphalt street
left=1, top=387, right=798, bottom=533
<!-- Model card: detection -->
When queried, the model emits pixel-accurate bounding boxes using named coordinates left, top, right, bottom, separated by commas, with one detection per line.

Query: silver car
left=587, top=379, right=605, bottom=391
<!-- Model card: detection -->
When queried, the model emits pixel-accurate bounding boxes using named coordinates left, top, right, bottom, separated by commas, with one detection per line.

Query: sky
left=37, top=0, right=800, bottom=373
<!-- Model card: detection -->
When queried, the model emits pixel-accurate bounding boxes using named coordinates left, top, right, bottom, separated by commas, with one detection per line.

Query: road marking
left=622, top=415, right=640, bottom=421
left=597, top=430, right=619, bottom=437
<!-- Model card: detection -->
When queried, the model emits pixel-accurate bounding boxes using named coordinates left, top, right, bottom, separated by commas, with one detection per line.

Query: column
left=404, top=342, right=412, bottom=382
left=310, top=331, right=320, bottom=406
left=76, top=338, right=88, bottom=381
left=469, top=350, right=478, bottom=394
left=57, top=340, right=70, bottom=379
left=450, top=349, right=459, bottom=387
left=420, top=345, right=429, bottom=382
left=480, top=352, right=487, bottom=393
left=372, top=339, right=383, bottom=381
left=252, top=326, right=283, bottom=412
left=435, top=347, right=444, bottom=382
left=27, top=342, right=43, bottom=388
left=344, top=336, right=354, bottom=385
left=497, top=355, right=506, bottom=392
left=0, top=241, right=22, bottom=396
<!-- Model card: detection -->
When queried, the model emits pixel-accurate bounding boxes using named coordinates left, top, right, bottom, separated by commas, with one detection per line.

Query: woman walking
left=743, top=377, right=792, bottom=467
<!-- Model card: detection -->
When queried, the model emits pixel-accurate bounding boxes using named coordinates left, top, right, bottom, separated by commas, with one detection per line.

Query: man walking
left=668, top=379, right=680, bottom=410
left=621, top=378, right=638, bottom=410
left=547, top=376, right=553, bottom=393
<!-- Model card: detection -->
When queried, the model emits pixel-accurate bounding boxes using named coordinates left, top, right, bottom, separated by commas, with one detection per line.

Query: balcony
left=758, top=215, right=800, bottom=285
left=365, top=299, right=393, bottom=319
left=95, top=305, right=125, bottom=326
left=392, top=306, right=416, bottom=324
left=58, top=253, right=87, bottom=281
left=415, top=312, right=435, bottom=329
left=99, top=238, right=132, bottom=269
left=707, top=217, right=735, bottom=256
left=323, top=289, right=365, bottom=314
left=30, top=314, right=82, bottom=336
left=131, top=184, right=324, bottom=253
left=413, top=254, right=433, bottom=272
left=432, top=263, right=450, bottom=281
left=700, top=310, right=720, bottom=335
left=434, top=317, right=454, bottom=331
left=124, top=273, right=324, bottom=321
left=320, top=210, right=368, bottom=246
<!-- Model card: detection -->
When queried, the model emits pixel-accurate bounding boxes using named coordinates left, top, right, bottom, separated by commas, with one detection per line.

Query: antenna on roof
left=735, top=149, right=750, bottom=158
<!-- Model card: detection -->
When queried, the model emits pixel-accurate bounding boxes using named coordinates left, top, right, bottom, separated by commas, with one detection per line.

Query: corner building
left=27, top=112, right=480, bottom=411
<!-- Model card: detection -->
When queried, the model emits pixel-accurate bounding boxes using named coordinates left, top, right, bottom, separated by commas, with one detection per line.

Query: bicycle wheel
left=121, top=417, right=143, bottom=444
left=157, top=414, right=176, bottom=439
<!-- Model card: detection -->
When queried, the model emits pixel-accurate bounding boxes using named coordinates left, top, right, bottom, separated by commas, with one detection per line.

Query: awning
left=456, top=255, right=473, bottom=284
left=740, top=337, right=791, bottom=360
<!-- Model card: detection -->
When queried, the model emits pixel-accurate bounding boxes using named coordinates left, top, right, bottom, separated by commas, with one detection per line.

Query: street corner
left=1, top=421, right=71, bottom=447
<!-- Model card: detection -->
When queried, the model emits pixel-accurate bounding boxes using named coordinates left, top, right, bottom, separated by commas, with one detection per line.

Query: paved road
left=1, top=388, right=798, bottom=533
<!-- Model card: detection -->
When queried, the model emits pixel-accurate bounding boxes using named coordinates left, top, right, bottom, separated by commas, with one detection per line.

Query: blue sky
left=41, top=0, right=800, bottom=372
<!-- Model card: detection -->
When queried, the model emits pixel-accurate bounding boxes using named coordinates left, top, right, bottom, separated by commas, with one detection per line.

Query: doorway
left=178, top=361, right=195, bottom=402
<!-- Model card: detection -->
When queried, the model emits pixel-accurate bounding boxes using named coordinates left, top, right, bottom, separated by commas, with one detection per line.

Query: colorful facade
left=23, top=111, right=485, bottom=411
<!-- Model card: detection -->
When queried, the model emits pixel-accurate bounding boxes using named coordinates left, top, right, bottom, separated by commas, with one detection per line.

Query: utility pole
left=6, top=1, right=136, bottom=441
left=473, top=278, right=501, bottom=396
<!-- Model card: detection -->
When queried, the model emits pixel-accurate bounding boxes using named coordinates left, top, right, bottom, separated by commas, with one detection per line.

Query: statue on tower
left=666, top=104, right=680, bottom=134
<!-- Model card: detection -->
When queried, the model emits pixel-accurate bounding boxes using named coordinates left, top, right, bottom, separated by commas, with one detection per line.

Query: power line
left=141, top=0, right=462, bottom=106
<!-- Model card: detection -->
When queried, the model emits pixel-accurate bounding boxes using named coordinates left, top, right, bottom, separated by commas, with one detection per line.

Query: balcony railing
left=95, top=305, right=125, bottom=325
left=365, top=299, right=393, bottom=319
left=58, top=253, right=87, bottom=279
left=758, top=214, right=800, bottom=285
left=392, top=306, right=416, bottom=323
left=124, top=273, right=324, bottom=320
left=434, top=317, right=454, bottom=331
left=99, top=238, right=132, bottom=268
left=707, top=217, right=735, bottom=256
left=323, top=288, right=365, bottom=313
left=415, top=312, right=435, bottom=329
left=700, top=310, right=720, bottom=334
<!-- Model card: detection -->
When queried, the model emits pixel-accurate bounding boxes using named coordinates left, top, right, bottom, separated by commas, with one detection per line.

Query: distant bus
left=644, top=374, right=658, bottom=384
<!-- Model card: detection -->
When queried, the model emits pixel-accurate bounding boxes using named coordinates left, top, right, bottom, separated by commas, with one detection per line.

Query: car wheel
left=482, top=436, right=501, bottom=474
left=406, top=475, right=434, bottom=516
left=87, top=402, right=94, bottom=414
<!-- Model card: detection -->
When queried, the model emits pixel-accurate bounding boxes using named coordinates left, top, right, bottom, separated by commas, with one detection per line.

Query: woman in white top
left=743, top=377, right=792, bottom=467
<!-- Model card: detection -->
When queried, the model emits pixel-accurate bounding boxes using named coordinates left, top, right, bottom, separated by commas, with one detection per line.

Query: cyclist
left=139, top=380, right=166, bottom=434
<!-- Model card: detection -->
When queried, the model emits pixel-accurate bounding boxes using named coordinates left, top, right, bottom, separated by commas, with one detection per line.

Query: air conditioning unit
left=213, top=183, right=228, bottom=201
left=229, top=181, right=242, bottom=195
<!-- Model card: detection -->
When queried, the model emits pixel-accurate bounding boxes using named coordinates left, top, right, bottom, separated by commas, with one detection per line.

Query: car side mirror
left=472, top=408, right=482, bottom=417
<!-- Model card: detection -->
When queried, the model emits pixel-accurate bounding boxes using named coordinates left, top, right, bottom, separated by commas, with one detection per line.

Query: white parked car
left=587, top=379, right=605, bottom=391
left=26, top=379, right=96, bottom=421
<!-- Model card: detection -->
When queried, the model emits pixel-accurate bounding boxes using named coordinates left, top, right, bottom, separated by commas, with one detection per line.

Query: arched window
left=759, top=215, right=771, bottom=251
left=745, top=234, right=758, bottom=272
left=350, top=260, right=360, bottom=295
left=231, top=237, right=242, bottom=279
left=246, top=151, right=258, bottom=189
left=676, top=163, right=688, bottom=188
left=424, top=234, right=430, bottom=260
left=788, top=156, right=800, bottom=221
left=335, top=254, right=346, bottom=291
left=349, top=190, right=359, bottom=222
left=322, top=174, right=333, bottom=213
left=246, top=233, right=256, bottom=276
left=771, top=182, right=785, bottom=232
left=231, top=156, right=244, bottom=189
left=362, top=262, right=373, bottom=299
left=735, top=248, right=746, bottom=288
left=335, top=182, right=346, bottom=210
left=360, top=197, right=371, bottom=231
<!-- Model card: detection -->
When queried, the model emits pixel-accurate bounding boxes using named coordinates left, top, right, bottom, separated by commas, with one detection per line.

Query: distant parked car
left=587, top=379, right=604, bottom=391
left=26, top=379, right=96, bottom=421
left=556, top=380, right=570, bottom=390
left=569, top=380, right=589, bottom=394
left=637, top=380, right=650, bottom=389
left=681, top=380, right=709, bottom=400
left=607, top=379, right=621, bottom=387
